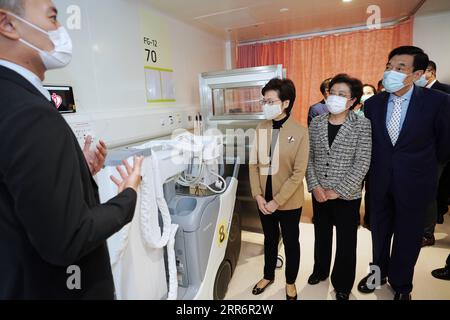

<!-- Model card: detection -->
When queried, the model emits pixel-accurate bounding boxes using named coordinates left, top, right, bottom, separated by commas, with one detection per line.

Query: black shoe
left=286, top=285, right=298, bottom=300
left=357, top=274, right=387, bottom=294
left=422, top=234, right=435, bottom=247
left=394, top=293, right=411, bottom=300
left=431, top=267, right=450, bottom=280
left=286, top=293, right=298, bottom=300
left=252, top=279, right=274, bottom=296
left=308, top=273, right=328, bottom=285
left=336, top=292, right=350, bottom=300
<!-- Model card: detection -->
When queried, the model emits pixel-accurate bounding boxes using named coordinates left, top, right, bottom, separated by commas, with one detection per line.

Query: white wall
left=414, top=11, right=450, bottom=84
left=46, top=0, right=225, bottom=147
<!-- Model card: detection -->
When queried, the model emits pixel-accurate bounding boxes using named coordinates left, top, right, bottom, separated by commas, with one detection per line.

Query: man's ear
left=283, top=100, right=290, bottom=110
left=413, top=70, right=425, bottom=81
left=0, top=11, right=20, bottom=41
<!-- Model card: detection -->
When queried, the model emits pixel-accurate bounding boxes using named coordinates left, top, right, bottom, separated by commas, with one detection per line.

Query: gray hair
left=0, top=0, right=24, bottom=16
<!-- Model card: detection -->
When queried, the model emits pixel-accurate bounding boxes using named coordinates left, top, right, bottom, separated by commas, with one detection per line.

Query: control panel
left=71, top=121, right=98, bottom=148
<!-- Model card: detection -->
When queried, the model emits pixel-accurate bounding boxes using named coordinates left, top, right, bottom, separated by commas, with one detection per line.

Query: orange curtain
left=237, top=19, right=413, bottom=126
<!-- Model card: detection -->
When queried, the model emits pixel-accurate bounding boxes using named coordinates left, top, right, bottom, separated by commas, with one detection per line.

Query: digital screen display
left=44, top=86, right=76, bottom=114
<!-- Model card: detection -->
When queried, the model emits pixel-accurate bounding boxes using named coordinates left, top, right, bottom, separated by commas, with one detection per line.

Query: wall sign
left=140, top=10, right=175, bottom=104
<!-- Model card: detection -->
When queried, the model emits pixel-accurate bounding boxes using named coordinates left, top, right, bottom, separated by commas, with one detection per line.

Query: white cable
left=177, top=162, right=204, bottom=186
left=175, top=134, right=205, bottom=187
left=109, top=224, right=131, bottom=267
left=140, top=158, right=172, bottom=248
left=139, top=155, right=179, bottom=300
left=174, top=133, right=228, bottom=194
left=166, top=224, right=179, bottom=300
left=199, top=165, right=227, bottom=194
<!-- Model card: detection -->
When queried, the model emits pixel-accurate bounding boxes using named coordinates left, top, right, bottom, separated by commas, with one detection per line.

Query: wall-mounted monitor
left=44, top=86, right=76, bottom=114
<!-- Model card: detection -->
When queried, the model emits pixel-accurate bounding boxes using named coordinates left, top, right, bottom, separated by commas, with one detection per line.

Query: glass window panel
left=212, top=87, right=263, bottom=116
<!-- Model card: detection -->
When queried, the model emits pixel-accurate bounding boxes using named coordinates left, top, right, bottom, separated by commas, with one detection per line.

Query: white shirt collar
left=0, top=59, right=51, bottom=101
left=389, top=85, right=414, bottom=103
left=426, top=79, right=437, bottom=89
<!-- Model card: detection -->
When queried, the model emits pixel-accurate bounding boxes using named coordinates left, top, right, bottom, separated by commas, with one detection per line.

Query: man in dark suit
left=0, top=0, right=143, bottom=299
left=425, top=61, right=450, bottom=94
left=357, top=46, right=450, bottom=300
left=421, top=61, right=450, bottom=246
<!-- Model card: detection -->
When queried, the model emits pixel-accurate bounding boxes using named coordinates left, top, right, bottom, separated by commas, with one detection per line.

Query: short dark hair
left=428, top=60, right=437, bottom=73
left=262, top=78, right=296, bottom=115
left=388, top=46, right=429, bottom=72
left=363, top=84, right=377, bottom=95
left=320, top=78, right=332, bottom=95
left=0, top=0, right=24, bottom=16
left=329, top=74, right=363, bottom=109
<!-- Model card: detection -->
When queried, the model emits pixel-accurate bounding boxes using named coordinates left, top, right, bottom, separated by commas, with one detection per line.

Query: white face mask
left=9, top=13, right=73, bottom=70
left=383, top=70, right=408, bottom=93
left=326, top=95, right=349, bottom=115
left=415, top=75, right=428, bottom=87
left=263, top=103, right=283, bottom=120
left=361, top=94, right=374, bottom=104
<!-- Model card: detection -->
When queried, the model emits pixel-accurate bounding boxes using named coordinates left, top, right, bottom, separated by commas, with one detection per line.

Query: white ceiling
left=416, top=0, right=450, bottom=16
left=147, top=0, right=445, bottom=43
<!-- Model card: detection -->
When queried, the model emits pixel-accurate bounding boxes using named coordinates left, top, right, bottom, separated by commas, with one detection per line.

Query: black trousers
left=259, top=208, right=302, bottom=285
left=371, top=185, right=428, bottom=294
left=437, top=162, right=450, bottom=218
left=363, top=176, right=371, bottom=228
left=424, top=165, right=445, bottom=236
left=312, top=198, right=360, bottom=294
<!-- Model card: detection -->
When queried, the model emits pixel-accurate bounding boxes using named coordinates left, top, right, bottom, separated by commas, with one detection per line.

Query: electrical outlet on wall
left=175, top=113, right=182, bottom=125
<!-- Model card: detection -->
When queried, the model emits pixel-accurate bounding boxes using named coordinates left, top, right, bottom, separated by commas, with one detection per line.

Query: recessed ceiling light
left=280, top=8, right=289, bottom=13
left=342, top=0, right=352, bottom=3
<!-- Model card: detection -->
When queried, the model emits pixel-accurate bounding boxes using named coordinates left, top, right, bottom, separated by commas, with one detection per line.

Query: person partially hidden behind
left=0, top=0, right=144, bottom=299
left=308, top=78, right=332, bottom=126
left=417, top=60, right=450, bottom=247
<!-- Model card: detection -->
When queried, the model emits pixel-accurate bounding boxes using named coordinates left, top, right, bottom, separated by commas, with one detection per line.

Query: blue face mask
left=415, top=75, right=428, bottom=87
left=383, top=71, right=407, bottom=93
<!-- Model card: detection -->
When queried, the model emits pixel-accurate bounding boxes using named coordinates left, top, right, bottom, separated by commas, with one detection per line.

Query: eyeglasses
left=259, top=99, right=281, bottom=106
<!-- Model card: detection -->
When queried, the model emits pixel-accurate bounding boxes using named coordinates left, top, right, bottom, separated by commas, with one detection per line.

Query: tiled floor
left=226, top=195, right=450, bottom=300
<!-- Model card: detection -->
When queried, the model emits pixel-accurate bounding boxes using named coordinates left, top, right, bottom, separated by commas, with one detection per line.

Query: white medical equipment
left=97, top=132, right=240, bottom=300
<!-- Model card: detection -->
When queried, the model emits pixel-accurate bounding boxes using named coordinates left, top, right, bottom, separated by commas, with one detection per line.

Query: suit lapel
left=0, top=66, right=49, bottom=103
left=396, top=86, right=423, bottom=147
left=377, top=92, right=392, bottom=145
left=318, top=115, right=330, bottom=152
left=330, top=112, right=354, bottom=151
left=258, top=121, right=272, bottom=166
left=431, top=81, right=439, bottom=90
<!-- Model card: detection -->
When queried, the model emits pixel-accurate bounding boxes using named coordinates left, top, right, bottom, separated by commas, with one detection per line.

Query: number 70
left=145, top=49, right=157, bottom=63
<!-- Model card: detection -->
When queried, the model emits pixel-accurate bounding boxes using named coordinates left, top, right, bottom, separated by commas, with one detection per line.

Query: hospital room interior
left=1, top=0, right=450, bottom=302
